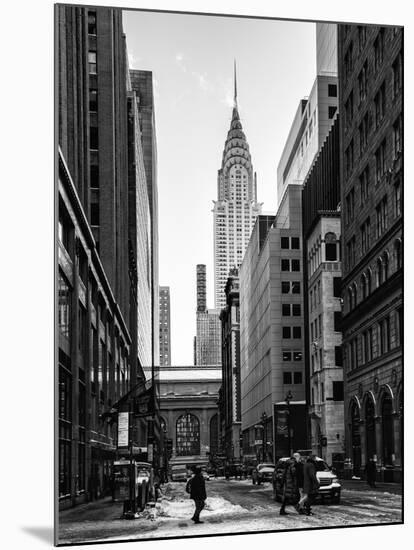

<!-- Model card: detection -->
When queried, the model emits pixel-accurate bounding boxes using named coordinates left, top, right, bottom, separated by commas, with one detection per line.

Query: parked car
left=272, top=457, right=341, bottom=504
left=170, top=464, right=188, bottom=482
left=252, top=463, right=275, bottom=484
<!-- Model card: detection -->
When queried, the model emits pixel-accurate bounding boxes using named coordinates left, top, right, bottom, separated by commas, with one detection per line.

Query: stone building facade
left=158, top=367, right=221, bottom=466
left=220, top=268, right=242, bottom=460
left=338, top=24, right=403, bottom=480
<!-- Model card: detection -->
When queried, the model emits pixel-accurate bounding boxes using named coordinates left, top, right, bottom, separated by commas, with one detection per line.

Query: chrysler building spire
left=234, top=59, right=238, bottom=109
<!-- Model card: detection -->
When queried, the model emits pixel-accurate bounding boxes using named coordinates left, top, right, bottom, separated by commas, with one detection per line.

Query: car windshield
left=314, top=460, right=331, bottom=472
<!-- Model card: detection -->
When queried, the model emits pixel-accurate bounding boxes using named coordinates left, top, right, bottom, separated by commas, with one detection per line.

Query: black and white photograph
left=53, top=2, right=405, bottom=546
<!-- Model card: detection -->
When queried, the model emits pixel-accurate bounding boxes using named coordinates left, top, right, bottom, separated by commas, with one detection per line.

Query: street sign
left=118, top=412, right=129, bottom=447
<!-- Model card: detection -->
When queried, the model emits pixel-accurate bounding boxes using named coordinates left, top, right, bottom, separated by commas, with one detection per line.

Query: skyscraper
left=159, top=286, right=171, bottom=366
left=195, top=264, right=221, bottom=366
left=213, top=64, right=262, bottom=309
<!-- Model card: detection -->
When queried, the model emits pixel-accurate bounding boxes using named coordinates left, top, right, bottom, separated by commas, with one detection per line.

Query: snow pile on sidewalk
left=157, top=483, right=247, bottom=520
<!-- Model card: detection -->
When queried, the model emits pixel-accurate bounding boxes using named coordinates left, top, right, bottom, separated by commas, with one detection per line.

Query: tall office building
left=196, top=264, right=207, bottom=312
left=213, top=65, right=262, bottom=309
left=240, top=189, right=307, bottom=462
left=195, top=264, right=221, bottom=366
left=159, top=286, right=171, bottom=366
left=57, top=5, right=159, bottom=509
left=338, top=24, right=403, bottom=481
left=277, top=24, right=338, bottom=208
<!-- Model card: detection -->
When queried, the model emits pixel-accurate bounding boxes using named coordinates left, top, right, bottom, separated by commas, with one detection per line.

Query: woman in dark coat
left=186, top=466, right=207, bottom=524
left=279, top=457, right=300, bottom=515
left=302, top=456, right=320, bottom=515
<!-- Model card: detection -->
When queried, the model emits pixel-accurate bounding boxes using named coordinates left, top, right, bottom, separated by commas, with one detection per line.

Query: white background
left=0, top=0, right=411, bottom=549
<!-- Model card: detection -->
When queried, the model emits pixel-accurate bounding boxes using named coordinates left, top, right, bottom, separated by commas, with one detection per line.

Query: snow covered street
left=58, top=478, right=402, bottom=544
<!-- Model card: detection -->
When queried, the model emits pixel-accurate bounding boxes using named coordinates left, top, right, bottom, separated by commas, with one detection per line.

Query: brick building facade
left=338, top=24, right=403, bottom=480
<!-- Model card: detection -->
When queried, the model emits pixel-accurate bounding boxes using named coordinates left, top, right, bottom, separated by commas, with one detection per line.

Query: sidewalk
left=340, top=479, right=402, bottom=495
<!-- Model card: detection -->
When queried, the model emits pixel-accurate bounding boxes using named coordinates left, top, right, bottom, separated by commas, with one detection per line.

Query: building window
left=282, top=281, right=290, bottom=294
left=59, top=365, right=72, bottom=497
left=283, top=327, right=291, bottom=339
left=89, top=89, right=98, bottom=112
left=88, top=11, right=97, bottom=35
left=328, top=105, right=337, bottom=119
left=294, top=372, right=303, bottom=384
left=376, top=257, right=384, bottom=287
left=358, top=61, right=368, bottom=104
left=333, top=381, right=344, bottom=401
left=291, top=237, right=300, bottom=249
left=333, top=277, right=341, bottom=297
left=383, top=251, right=389, bottom=281
left=283, top=372, right=292, bottom=384
left=375, top=141, right=386, bottom=184
left=346, top=236, right=356, bottom=268
left=283, top=351, right=292, bottom=361
left=281, top=237, right=290, bottom=249
left=359, top=166, right=370, bottom=204
left=345, top=140, right=354, bottom=178
left=292, top=281, right=301, bottom=294
left=374, top=82, right=386, bottom=128
left=281, top=259, right=290, bottom=271
left=358, top=25, right=367, bottom=51
left=376, top=195, right=388, bottom=238
left=393, top=116, right=402, bottom=158
left=359, top=113, right=369, bottom=155
left=325, top=243, right=337, bottom=261
left=88, top=51, right=97, bottom=74
left=379, top=317, right=390, bottom=354
left=344, top=42, right=354, bottom=79
left=292, top=304, right=301, bottom=316
left=293, top=326, right=301, bottom=339
left=392, top=52, right=403, bottom=98
left=90, top=164, right=99, bottom=188
left=282, top=304, right=291, bottom=316
left=328, top=84, right=337, bottom=97
left=90, top=126, right=99, bottom=150
left=394, top=239, right=402, bottom=270
left=58, top=273, right=71, bottom=340
left=345, top=91, right=354, bottom=131
left=335, top=346, right=343, bottom=366
left=374, top=28, right=385, bottom=72
left=291, top=259, right=300, bottom=272
left=293, top=351, right=302, bottom=361
left=90, top=202, right=100, bottom=226
left=361, top=217, right=371, bottom=254
left=176, top=413, right=200, bottom=456
left=334, top=311, right=341, bottom=332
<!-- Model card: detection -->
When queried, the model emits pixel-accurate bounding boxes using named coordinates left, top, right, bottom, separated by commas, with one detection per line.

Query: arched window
left=353, top=282, right=358, bottom=307
left=382, top=251, right=389, bottom=281
left=361, top=274, right=367, bottom=300
left=176, top=413, right=200, bottom=456
left=394, top=239, right=402, bottom=270
left=325, top=232, right=338, bottom=261
left=348, top=287, right=353, bottom=312
left=365, top=395, right=377, bottom=461
left=376, top=258, right=383, bottom=287
left=382, top=395, right=394, bottom=466
left=367, top=269, right=372, bottom=295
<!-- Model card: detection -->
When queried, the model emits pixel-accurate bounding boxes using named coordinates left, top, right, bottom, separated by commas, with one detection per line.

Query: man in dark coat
left=302, top=456, right=320, bottom=515
left=186, top=466, right=207, bottom=524
left=365, top=458, right=377, bottom=488
left=279, top=456, right=300, bottom=515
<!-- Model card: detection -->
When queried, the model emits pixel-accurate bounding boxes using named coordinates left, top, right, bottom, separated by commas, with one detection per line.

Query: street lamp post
left=285, top=391, right=293, bottom=457
left=261, top=412, right=267, bottom=461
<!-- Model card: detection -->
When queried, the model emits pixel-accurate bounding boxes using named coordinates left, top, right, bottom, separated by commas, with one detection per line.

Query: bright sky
left=123, top=10, right=317, bottom=365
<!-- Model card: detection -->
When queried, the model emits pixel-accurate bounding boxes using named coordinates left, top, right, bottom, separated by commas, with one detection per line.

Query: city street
left=58, top=478, right=402, bottom=544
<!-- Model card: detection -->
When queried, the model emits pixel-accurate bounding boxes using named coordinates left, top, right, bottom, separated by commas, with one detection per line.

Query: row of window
left=347, top=239, right=402, bottom=311
left=282, top=350, right=303, bottom=362
left=281, top=236, right=300, bottom=249
left=346, top=308, right=402, bottom=371
left=281, top=259, right=300, bottom=272
left=311, top=380, right=344, bottom=405
left=283, top=371, right=303, bottom=385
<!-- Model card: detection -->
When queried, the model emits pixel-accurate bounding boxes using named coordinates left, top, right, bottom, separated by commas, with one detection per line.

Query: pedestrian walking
left=292, top=452, right=306, bottom=514
left=186, top=466, right=207, bottom=524
left=302, top=455, right=320, bottom=516
left=279, top=456, right=300, bottom=515
left=365, top=457, right=377, bottom=488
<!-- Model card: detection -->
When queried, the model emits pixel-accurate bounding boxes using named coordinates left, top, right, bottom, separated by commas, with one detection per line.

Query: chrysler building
left=213, top=64, right=262, bottom=309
